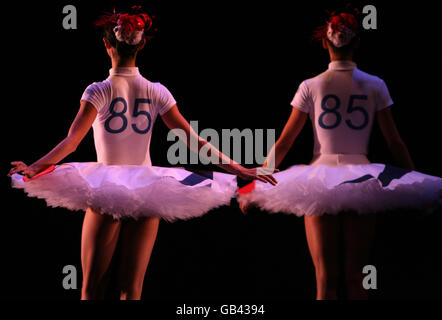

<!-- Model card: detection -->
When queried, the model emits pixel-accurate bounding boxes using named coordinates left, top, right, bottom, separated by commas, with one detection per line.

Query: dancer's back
left=292, top=60, right=393, bottom=158
left=81, top=67, right=176, bottom=165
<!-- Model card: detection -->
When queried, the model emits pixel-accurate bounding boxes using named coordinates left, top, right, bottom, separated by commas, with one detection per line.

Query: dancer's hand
left=237, top=166, right=279, bottom=185
left=239, top=200, right=251, bottom=215
left=8, top=161, right=48, bottom=178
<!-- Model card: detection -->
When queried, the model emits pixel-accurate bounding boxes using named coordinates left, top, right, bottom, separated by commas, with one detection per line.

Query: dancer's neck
left=111, top=57, right=137, bottom=68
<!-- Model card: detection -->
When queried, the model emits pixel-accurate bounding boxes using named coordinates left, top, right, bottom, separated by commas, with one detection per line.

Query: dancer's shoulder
left=80, top=80, right=112, bottom=112
left=353, top=68, right=387, bottom=86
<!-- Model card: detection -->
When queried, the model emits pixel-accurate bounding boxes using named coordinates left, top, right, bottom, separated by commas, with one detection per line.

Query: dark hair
left=102, top=27, right=142, bottom=59
left=327, top=34, right=360, bottom=57
left=95, top=6, right=153, bottom=59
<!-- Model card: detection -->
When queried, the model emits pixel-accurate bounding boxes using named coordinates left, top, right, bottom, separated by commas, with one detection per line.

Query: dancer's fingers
left=239, top=202, right=248, bottom=215
left=8, top=161, right=28, bottom=177
left=266, top=175, right=278, bottom=186
left=266, top=174, right=278, bottom=185
left=8, top=167, right=23, bottom=177
left=257, top=167, right=279, bottom=175
left=8, top=164, right=24, bottom=174
left=258, top=175, right=277, bottom=186
left=256, top=176, right=269, bottom=184
left=10, top=162, right=26, bottom=169
left=261, top=173, right=278, bottom=185
left=10, top=161, right=25, bottom=166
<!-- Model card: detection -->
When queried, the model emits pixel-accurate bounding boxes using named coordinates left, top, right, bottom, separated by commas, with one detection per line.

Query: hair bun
left=95, top=7, right=153, bottom=46
left=326, top=13, right=359, bottom=47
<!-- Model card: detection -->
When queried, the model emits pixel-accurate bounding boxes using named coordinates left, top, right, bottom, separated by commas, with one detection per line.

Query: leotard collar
left=328, top=60, right=357, bottom=71
left=109, top=67, right=140, bottom=76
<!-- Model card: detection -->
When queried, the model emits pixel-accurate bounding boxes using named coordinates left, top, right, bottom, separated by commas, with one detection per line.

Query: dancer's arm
left=263, top=107, right=308, bottom=169
left=161, top=105, right=278, bottom=185
left=376, top=107, right=415, bottom=170
left=8, top=101, right=97, bottom=178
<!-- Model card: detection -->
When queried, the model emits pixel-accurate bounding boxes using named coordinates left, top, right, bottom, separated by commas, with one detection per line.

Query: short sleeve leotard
left=291, top=60, right=393, bottom=165
left=80, top=67, right=176, bottom=166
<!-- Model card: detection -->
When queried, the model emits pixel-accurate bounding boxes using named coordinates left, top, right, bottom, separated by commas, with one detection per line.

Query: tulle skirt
left=11, top=162, right=237, bottom=221
left=238, top=163, right=442, bottom=216
left=11, top=159, right=442, bottom=219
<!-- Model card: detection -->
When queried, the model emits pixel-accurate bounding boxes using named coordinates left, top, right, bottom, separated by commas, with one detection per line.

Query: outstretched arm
left=161, top=105, right=278, bottom=185
left=264, top=107, right=308, bottom=169
left=376, top=106, right=415, bottom=170
left=8, top=101, right=97, bottom=178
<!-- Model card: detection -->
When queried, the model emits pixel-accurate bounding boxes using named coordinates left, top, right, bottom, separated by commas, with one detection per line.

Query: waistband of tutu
left=310, top=154, right=370, bottom=166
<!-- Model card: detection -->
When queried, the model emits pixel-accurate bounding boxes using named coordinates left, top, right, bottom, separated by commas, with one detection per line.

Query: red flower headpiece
left=313, top=7, right=360, bottom=46
left=116, top=13, right=152, bottom=33
left=95, top=6, right=153, bottom=45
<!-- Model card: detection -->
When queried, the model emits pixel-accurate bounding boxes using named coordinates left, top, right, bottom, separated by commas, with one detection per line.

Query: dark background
left=1, top=0, right=441, bottom=301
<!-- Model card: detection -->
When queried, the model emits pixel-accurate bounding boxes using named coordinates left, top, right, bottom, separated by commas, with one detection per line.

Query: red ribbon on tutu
left=23, top=165, right=56, bottom=182
left=237, top=181, right=256, bottom=195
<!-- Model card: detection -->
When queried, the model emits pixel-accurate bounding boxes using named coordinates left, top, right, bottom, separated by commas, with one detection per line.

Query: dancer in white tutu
left=239, top=10, right=441, bottom=299
left=8, top=7, right=276, bottom=300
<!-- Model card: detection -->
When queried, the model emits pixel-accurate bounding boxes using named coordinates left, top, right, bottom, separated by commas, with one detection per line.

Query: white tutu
left=238, top=164, right=442, bottom=216
left=11, top=162, right=237, bottom=221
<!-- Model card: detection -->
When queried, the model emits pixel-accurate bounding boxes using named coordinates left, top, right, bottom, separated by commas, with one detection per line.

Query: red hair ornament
left=95, top=9, right=153, bottom=46
left=114, top=13, right=151, bottom=45
left=313, top=11, right=360, bottom=47
left=326, top=13, right=359, bottom=47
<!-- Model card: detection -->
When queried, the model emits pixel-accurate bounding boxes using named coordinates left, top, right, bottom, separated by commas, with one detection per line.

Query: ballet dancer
left=239, top=9, right=441, bottom=300
left=8, top=7, right=276, bottom=300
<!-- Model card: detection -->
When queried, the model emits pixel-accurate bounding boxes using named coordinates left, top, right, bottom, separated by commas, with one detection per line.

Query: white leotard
left=291, top=60, right=393, bottom=165
left=81, top=67, right=176, bottom=166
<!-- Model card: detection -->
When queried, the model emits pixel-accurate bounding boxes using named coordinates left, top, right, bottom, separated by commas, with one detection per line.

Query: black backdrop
left=1, top=0, right=441, bottom=304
